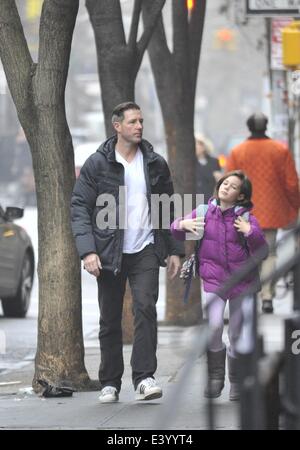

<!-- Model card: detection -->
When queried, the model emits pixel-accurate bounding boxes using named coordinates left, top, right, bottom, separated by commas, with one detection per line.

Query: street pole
left=286, top=70, right=296, bottom=155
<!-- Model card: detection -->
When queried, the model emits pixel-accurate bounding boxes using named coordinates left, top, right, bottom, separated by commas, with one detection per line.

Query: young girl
left=170, top=170, right=268, bottom=401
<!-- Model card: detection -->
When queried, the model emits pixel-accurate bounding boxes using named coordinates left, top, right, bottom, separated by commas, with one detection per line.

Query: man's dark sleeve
left=212, top=156, right=221, bottom=171
left=160, top=159, right=185, bottom=258
left=70, top=158, right=98, bottom=259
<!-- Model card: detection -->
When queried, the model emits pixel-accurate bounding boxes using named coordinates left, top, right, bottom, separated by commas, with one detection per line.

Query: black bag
left=180, top=239, right=201, bottom=303
left=37, top=379, right=75, bottom=398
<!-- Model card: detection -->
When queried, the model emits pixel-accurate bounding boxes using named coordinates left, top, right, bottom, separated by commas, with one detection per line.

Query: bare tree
left=143, top=0, right=207, bottom=324
left=0, top=0, right=94, bottom=390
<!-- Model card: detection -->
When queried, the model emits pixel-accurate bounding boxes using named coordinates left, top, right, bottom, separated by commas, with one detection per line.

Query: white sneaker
left=135, top=377, right=162, bottom=401
left=98, top=386, right=119, bottom=403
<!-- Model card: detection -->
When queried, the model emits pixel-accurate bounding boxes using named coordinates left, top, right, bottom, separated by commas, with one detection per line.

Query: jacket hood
left=208, top=197, right=253, bottom=216
left=97, top=135, right=157, bottom=163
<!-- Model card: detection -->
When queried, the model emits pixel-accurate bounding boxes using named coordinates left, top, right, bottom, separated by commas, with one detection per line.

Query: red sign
left=271, top=18, right=292, bottom=70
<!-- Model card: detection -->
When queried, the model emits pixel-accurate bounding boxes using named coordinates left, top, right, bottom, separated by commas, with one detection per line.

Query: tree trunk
left=164, top=112, right=202, bottom=325
left=144, top=0, right=207, bottom=325
left=0, top=0, right=96, bottom=390
left=121, top=284, right=134, bottom=344
left=99, top=67, right=136, bottom=136
left=29, top=113, right=93, bottom=390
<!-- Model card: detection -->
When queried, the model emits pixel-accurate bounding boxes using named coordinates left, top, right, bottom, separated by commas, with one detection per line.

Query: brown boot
left=228, top=355, right=240, bottom=401
left=204, top=348, right=226, bottom=398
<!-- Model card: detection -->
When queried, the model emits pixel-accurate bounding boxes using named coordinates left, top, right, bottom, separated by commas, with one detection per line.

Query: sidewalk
left=0, top=290, right=294, bottom=430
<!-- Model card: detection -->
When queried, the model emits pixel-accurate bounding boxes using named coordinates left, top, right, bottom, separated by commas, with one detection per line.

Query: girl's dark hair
left=215, top=170, right=253, bottom=208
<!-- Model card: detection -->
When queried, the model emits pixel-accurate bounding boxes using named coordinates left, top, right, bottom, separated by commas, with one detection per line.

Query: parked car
left=0, top=205, right=34, bottom=317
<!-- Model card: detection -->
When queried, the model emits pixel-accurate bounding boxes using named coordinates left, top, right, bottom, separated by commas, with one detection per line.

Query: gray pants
left=97, top=244, right=159, bottom=392
left=260, top=229, right=277, bottom=301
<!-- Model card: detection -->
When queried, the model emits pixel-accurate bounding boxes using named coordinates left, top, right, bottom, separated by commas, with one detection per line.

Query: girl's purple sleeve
left=170, top=210, right=195, bottom=241
left=245, top=215, right=269, bottom=260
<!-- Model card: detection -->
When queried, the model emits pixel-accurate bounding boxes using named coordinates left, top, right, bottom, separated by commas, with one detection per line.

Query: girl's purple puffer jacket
left=171, top=198, right=269, bottom=300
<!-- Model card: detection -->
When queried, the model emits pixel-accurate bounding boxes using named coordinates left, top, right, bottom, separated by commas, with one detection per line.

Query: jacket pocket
left=94, top=231, right=115, bottom=264
left=150, top=174, right=166, bottom=193
left=150, top=174, right=162, bottom=186
left=154, top=231, right=168, bottom=266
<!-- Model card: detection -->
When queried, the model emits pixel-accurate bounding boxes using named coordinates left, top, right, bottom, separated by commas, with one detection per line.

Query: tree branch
left=37, top=0, right=79, bottom=103
left=137, top=0, right=166, bottom=64
left=189, top=0, right=206, bottom=96
left=142, top=3, right=174, bottom=123
left=0, top=0, right=33, bottom=111
left=128, top=0, right=142, bottom=49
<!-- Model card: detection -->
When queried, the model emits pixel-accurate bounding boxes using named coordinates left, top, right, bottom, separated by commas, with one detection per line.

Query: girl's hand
left=179, top=217, right=205, bottom=235
left=234, top=216, right=251, bottom=235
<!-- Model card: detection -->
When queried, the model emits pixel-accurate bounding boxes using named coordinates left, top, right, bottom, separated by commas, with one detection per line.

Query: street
left=0, top=205, right=294, bottom=375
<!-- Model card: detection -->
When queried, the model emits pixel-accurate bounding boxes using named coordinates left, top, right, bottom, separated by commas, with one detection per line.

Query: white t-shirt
left=115, top=148, right=154, bottom=253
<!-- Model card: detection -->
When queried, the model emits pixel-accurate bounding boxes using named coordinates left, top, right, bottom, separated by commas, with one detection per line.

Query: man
left=71, top=102, right=184, bottom=403
left=227, top=113, right=300, bottom=313
left=195, top=133, right=222, bottom=203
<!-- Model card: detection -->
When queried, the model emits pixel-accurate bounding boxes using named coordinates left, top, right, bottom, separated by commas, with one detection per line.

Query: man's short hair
left=111, top=102, right=141, bottom=124
left=246, top=113, right=268, bottom=132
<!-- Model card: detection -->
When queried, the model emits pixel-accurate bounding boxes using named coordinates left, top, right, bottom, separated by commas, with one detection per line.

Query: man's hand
left=83, top=253, right=102, bottom=277
left=167, top=255, right=181, bottom=279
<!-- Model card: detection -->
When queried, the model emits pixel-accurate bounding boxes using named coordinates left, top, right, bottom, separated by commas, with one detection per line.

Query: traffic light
left=218, top=154, right=227, bottom=169
left=187, top=0, right=195, bottom=12
left=26, top=0, right=42, bottom=20
left=214, top=28, right=237, bottom=51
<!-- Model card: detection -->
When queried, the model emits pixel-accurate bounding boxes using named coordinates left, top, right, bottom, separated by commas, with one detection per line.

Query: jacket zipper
left=114, top=162, right=125, bottom=275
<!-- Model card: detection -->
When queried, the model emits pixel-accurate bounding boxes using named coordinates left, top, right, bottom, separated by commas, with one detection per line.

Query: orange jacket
left=226, top=138, right=300, bottom=229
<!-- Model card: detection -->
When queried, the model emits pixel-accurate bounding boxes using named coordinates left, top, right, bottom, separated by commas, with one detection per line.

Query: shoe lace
left=141, top=377, right=156, bottom=389
left=102, top=386, right=116, bottom=395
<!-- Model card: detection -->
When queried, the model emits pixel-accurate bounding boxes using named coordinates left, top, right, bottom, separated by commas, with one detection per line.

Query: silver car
left=0, top=205, right=34, bottom=317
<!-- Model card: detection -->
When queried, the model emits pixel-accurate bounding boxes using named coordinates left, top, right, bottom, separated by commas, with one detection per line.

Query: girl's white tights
left=204, top=292, right=255, bottom=358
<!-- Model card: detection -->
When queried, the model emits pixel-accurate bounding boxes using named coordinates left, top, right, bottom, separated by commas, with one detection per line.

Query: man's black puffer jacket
left=71, top=136, right=185, bottom=275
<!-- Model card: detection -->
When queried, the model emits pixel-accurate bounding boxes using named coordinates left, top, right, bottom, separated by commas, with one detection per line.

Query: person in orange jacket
left=226, top=113, right=300, bottom=313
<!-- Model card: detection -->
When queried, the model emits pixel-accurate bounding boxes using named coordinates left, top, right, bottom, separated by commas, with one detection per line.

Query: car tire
left=1, top=253, right=33, bottom=318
